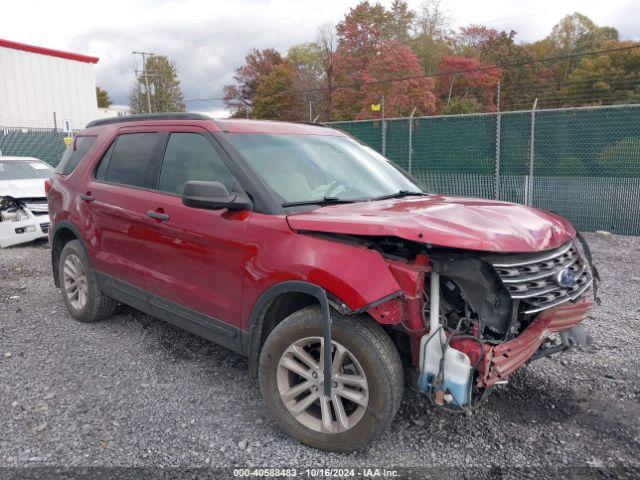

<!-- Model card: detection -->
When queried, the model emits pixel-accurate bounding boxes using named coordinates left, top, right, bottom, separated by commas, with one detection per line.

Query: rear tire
left=58, top=240, right=116, bottom=323
left=259, top=306, right=404, bottom=451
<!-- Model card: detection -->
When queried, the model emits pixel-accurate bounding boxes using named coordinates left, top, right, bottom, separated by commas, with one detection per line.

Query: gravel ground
left=0, top=233, right=639, bottom=474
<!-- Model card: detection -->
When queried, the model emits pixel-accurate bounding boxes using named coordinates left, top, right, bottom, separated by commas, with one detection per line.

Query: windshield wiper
left=369, top=190, right=428, bottom=202
left=282, top=196, right=357, bottom=208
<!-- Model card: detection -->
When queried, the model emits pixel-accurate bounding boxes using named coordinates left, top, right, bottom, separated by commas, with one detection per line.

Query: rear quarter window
left=55, top=136, right=97, bottom=175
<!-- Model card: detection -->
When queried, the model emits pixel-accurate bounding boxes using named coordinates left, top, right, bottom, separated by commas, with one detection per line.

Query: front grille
left=40, top=222, right=50, bottom=234
left=487, top=242, right=593, bottom=314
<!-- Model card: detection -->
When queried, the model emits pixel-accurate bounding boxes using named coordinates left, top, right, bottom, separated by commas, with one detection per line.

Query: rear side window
left=95, top=133, right=162, bottom=189
left=55, top=136, right=97, bottom=175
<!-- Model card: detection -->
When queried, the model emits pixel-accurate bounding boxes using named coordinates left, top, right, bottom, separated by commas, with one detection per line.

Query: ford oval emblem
left=555, top=267, right=576, bottom=287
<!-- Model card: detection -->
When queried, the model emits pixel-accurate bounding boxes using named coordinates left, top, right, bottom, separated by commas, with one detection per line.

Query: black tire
left=58, top=240, right=117, bottom=323
left=259, top=306, right=404, bottom=452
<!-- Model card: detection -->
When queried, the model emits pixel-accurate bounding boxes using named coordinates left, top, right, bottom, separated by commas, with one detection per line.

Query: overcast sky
left=2, top=0, right=639, bottom=116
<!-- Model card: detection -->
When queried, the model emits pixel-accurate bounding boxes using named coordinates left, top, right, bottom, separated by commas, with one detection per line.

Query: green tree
left=252, top=63, right=303, bottom=120
left=550, top=13, right=617, bottom=54
left=129, top=55, right=185, bottom=113
left=565, top=41, right=640, bottom=105
left=440, top=97, right=480, bottom=114
left=223, top=48, right=284, bottom=117
left=96, top=86, right=112, bottom=108
left=287, top=42, right=325, bottom=120
left=549, top=13, right=619, bottom=81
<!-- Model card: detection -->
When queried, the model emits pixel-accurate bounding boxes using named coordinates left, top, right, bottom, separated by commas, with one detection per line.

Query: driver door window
left=158, top=133, right=236, bottom=195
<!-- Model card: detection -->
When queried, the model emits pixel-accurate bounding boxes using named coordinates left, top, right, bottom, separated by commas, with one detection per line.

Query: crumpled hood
left=286, top=195, right=576, bottom=253
left=0, top=179, right=46, bottom=199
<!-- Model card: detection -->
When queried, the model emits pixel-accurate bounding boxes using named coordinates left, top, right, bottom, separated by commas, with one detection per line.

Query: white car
left=0, top=156, right=53, bottom=248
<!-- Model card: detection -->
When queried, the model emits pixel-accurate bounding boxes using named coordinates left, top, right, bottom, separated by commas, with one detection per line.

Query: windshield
left=0, top=160, right=53, bottom=181
left=226, top=133, right=422, bottom=206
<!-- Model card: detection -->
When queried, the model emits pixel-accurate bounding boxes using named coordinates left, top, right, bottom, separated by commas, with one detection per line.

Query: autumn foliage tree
left=331, top=1, right=436, bottom=119
left=223, top=48, right=284, bottom=117
left=437, top=56, right=501, bottom=112
left=222, top=2, right=637, bottom=120
left=358, top=40, right=436, bottom=118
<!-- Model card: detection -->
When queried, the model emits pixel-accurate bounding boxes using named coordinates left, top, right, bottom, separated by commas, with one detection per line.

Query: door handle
left=147, top=210, right=170, bottom=222
left=79, top=194, right=94, bottom=202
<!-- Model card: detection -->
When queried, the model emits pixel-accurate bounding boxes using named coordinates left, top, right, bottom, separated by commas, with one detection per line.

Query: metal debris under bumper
left=476, top=300, right=592, bottom=388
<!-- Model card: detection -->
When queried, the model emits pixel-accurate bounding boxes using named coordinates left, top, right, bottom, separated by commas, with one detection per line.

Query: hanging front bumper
left=475, top=300, right=593, bottom=388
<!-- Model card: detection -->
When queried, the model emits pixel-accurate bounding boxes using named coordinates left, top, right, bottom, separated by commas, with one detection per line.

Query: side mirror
left=181, top=181, right=251, bottom=211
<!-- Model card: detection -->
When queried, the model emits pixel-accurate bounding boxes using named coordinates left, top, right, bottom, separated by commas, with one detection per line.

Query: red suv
left=47, top=114, right=597, bottom=451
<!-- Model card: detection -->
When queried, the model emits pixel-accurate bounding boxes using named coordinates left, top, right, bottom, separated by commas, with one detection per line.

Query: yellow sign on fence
left=371, top=104, right=381, bottom=111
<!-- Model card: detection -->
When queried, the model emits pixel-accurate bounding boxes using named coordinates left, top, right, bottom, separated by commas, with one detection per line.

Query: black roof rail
left=86, top=113, right=211, bottom=128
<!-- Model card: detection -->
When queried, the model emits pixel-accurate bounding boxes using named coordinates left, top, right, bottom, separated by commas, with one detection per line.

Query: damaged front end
left=0, top=196, right=50, bottom=247
left=365, top=237, right=597, bottom=409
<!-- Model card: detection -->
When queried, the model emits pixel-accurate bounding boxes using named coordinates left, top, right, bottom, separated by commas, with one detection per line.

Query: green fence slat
left=0, top=128, right=66, bottom=166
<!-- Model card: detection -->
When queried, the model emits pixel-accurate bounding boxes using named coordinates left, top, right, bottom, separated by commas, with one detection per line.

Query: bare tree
left=414, top=0, right=451, bottom=40
left=316, top=22, right=337, bottom=120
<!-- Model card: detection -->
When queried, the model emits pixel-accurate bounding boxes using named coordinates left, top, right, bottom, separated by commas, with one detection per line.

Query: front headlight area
left=0, top=196, right=49, bottom=247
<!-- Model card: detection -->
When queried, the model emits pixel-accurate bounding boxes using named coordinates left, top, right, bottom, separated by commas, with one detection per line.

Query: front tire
left=58, top=240, right=116, bottom=323
left=259, top=306, right=404, bottom=451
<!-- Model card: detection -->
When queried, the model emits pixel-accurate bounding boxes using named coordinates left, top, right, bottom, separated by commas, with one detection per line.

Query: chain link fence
left=329, top=104, right=640, bottom=235
left=0, top=127, right=67, bottom=166
left=3, top=106, right=639, bottom=234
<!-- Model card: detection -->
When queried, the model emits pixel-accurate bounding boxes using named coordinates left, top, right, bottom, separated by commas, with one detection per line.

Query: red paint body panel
left=238, top=213, right=402, bottom=331
left=287, top=195, right=576, bottom=253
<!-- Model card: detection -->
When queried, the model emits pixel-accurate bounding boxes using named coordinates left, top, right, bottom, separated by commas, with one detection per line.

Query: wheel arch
left=50, top=220, right=89, bottom=288
left=246, top=280, right=336, bottom=380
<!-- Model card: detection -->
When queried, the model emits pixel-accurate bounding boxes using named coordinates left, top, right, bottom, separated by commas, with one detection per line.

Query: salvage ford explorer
left=47, top=114, right=599, bottom=451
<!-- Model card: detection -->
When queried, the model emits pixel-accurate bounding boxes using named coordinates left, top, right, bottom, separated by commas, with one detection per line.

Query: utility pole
left=132, top=51, right=155, bottom=113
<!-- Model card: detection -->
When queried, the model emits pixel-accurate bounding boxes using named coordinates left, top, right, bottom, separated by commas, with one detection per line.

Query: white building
left=0, top=38, right=99, bottom=130
left=95, top=105, right=130, bottom=120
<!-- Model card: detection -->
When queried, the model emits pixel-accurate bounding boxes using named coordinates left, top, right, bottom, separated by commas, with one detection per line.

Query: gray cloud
left=21, top=0, right=638, bottom=115
left=68, top=4, right=338, bottom=112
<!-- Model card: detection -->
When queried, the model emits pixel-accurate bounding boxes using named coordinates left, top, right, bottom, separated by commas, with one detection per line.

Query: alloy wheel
left=276, top=337, right=369, bottom=433
left=62, top=253, right=88, bottom=310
